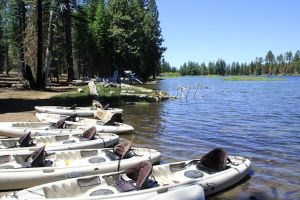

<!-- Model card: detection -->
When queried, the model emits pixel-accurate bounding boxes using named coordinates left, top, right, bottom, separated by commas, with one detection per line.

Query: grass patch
left=96, top=85, right=153, bottom=96
left=222, top=76, right=286, bottom=81
left=50, top=86, right=93, bottom=105
left=96, top=85, right=122, bottom=97
left=50, top=84, right=167, bottom=106
left=51, top=86, right=90, bottom=99
left=159, top=72, right=181, bottom=77
left=207, top=75, right=222, bottom=78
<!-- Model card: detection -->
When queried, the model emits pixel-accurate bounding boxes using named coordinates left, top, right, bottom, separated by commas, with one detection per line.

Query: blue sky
left=156, top=0, right=300, bottom=68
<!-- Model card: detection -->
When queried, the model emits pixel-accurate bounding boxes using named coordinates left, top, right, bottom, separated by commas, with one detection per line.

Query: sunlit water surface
left=120, top=76, right=300, bottom=200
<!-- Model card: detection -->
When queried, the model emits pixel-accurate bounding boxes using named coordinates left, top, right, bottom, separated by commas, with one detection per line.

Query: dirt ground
left=0, top=87, right=74, bottom=118
left=0, top=74, right=82, bottom=197
left=0, top=111, right=37, bottom=122
left=0, top=73, right=78, bottom=120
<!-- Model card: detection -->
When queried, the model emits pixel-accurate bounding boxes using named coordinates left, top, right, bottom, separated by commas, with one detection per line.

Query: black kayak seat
left=65, top=114, right=77, bottom=122
left=104, top=113, right=123, bottom=125
left=198, top=148, right=228, bottom=172
left=21, top=146, right=48, bottom=168
left=19, top=132, right=35, bottom=147
left=51, top=118, right=67, bottom=129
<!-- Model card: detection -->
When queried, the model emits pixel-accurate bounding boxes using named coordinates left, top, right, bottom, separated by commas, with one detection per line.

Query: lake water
left=120, top=76, right=300, bottom=200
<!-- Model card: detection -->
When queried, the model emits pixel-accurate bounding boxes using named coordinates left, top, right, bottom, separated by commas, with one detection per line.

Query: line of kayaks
left=0, top=105, right=252, bottom=200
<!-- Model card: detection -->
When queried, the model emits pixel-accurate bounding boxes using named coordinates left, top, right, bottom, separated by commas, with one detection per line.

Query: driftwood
left=94, top=109, right=115, bottom=122
left=88, top=81, right=98, bottom=96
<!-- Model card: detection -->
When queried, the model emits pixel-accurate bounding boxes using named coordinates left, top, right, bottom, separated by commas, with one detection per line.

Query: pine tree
left=0, top=3, right=4, bottom=73
left=265, top=50, right=275, bottom=74
left=61, top=0, right=75, bottom=81
left=8, top=0, right=27, bottom=77
left=91, top=0, right=111, bottom=75
left=107, top=0, right=131, bottom=71
left=142, top=0, right=166, bottom=80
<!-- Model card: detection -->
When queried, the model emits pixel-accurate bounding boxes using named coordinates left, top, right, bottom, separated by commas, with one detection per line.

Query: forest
left=161, top=50, right=300, bottom=76
left=0, top=0, right=165, bottom=89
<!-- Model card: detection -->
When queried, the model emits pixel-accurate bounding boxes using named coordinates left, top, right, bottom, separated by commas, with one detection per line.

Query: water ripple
left=121, top=76, right=300, bottom=200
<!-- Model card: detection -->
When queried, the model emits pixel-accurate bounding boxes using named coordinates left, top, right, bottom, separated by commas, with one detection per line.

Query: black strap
left=117, top=158, right=121, bottom=171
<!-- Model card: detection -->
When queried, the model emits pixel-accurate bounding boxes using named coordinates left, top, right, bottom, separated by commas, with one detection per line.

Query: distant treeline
left=0, top=0, right=165, bottom=89
left=161, top=50, right=300, bottom=76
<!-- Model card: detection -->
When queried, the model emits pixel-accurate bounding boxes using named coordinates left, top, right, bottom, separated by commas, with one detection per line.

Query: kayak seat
left=113, top=141, right=132, bottom=159
left=104, top=141, right=133, bottom=161
left=21, top=146, right=53, bottom=168
left=90, top=189, right=114, bottom=196
left=198, top=148, right=228, bottom=172
left=104, top=113, right=123, bottom=125
left=103, top=104, right=110, bottom=110
left=65, top=114, right=77, bottom=122
left=0, top=155, right=11, bottom=164
left=51, top=118, right=68, bottom=129
left=1, top=139, right=17, bottom=148
left=125, top=161, right=153, bottom=190
left=19, top=132, right=35, bottom=147
left=81, top=126, right=97, bottom=141
left=89, top=157, right=106, bottom=163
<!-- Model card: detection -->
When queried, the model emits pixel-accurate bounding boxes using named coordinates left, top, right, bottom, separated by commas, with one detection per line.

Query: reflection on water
left=120, top=76, right=300, bottom=200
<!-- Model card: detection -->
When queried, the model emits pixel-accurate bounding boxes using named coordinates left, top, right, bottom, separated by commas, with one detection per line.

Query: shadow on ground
left=0, top=96, right=92, bottom=114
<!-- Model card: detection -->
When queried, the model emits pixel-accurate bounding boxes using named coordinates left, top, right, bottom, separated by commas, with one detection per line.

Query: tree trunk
left=19, top=0, right=26, bottom=77
left=63, top=0, right=74, bottom=82
left=35, top=0, right=44, bottom=89
left=44, top=10, right=54, bottom=85
left=5, top=33, right=9, bottom=75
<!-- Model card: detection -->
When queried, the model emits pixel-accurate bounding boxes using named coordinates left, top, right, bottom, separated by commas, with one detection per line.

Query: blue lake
left=121, top=76, right=300, bottom=200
